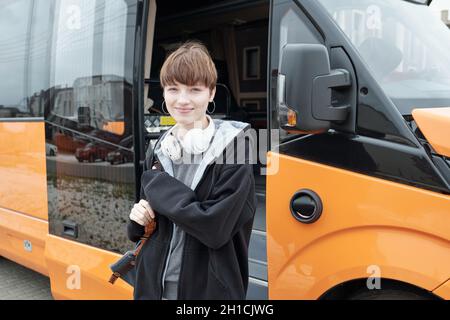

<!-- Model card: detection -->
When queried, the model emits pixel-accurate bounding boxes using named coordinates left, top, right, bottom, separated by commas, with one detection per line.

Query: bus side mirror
left=278, top=43, right=351, bottom=133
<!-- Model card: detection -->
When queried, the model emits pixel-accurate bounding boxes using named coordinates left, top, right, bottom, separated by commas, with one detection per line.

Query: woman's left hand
left=129, top=199, right=156, bottom=226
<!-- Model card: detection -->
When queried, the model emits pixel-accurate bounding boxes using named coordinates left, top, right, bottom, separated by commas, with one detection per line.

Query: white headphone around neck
left=161, top=115, right=215, bottom=161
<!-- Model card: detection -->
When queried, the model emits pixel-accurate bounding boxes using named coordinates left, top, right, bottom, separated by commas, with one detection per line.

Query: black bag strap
left=144, top=131, right=167, bottom=171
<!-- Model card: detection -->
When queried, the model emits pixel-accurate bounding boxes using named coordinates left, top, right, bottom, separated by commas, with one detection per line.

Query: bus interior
left=143, top=0, right=270, bottom=297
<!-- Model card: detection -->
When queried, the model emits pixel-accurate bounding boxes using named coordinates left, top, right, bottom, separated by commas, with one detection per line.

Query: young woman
left=127, top=42, right=257, bottom=300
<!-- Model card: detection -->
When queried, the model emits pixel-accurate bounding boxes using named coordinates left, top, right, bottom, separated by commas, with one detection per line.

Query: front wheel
left=348, top=288, right=436, bottom=300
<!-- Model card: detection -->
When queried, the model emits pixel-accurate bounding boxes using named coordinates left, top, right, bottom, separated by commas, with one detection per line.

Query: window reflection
left=45, top=0, right=138, bottom=253
left=0, top=0, right=32, bottom=117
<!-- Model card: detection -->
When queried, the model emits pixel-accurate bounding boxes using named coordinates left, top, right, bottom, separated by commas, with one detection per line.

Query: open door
left=139, top=0, right=271, bottom=300
left=44, top=0, right=151, bottom=299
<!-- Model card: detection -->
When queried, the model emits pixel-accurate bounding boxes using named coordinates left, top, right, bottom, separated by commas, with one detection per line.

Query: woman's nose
left=177, top=91, right=191, bottom=104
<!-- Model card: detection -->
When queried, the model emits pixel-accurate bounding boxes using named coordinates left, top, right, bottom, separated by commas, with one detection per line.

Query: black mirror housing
left=279, top=43, right=351, bottom=133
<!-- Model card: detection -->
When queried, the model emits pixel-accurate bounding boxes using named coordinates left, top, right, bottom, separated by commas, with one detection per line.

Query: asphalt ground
left=0, top=256, right=53, bottom=300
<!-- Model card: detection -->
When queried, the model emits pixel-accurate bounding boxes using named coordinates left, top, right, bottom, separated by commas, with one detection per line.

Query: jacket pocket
left=135, top=237, right=164, bottom=266
left=206, top=261, right=231, bottom=300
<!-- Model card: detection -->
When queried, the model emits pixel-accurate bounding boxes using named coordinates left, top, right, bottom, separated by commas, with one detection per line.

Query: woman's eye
left=192, top=88, right=201, bottom=92
left=168, top=88, right=177, bottom=92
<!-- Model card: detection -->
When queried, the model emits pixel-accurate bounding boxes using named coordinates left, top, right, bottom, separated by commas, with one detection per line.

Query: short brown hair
left=160, top=41, right=217, bottom=91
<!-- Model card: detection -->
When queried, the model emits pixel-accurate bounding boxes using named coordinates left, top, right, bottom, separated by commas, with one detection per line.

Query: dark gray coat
left=127, top=120, right=257, bottom=300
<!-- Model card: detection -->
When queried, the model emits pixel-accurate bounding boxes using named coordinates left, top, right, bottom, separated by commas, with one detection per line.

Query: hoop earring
left=207, top=101, right=216, bottom=114
left=161, top=100, right=169, bottom=114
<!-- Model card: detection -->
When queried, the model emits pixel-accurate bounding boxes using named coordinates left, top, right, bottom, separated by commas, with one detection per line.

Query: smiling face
left=164, top=82, right=215, bottom=129
left=159, top=42, right=218, bottom=130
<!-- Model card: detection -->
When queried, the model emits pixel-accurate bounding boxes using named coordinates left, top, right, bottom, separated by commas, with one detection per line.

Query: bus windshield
left=318, top=0, right=450, bottom=114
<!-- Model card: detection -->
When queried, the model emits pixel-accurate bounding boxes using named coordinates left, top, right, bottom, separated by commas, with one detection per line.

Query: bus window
left=45, top=0, right=139, bottom=254
left=0, top=0, right=33, bottom=118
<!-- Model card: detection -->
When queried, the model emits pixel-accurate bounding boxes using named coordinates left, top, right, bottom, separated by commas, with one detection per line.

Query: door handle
left=62, top=220, right=79, bottom=238
left=290, top=189, right=323, bottom=224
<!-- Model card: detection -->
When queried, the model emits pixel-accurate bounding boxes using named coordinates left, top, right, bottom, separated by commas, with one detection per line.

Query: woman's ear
left=209, top=87, right=216, bottom=102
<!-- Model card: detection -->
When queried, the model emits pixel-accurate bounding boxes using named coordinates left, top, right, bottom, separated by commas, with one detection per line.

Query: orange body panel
left=266, top=152, right=450, bottom=299
left=433, top=279, right=450, bottom=298
left=0, top=122, right=48, bottom=220
left=0, top=207, right=49, bottom=276
left=0, top=121, right=49, bottom=275
left=45, top=235, right=132, bottom=300
left=412, top=107, right=450, bottom=158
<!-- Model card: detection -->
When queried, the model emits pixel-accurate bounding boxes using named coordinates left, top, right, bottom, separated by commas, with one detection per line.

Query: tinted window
left=46, top=0, right=139, bottom=253
left=0, top=0, right=33, bottom=118
left=49, top=0, right=133, bottom=134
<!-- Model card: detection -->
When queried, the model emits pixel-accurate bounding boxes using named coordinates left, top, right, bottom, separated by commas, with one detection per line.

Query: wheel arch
left=268, top=225, right=450, bottom=299
left=318, top=277, right=442, bottom=300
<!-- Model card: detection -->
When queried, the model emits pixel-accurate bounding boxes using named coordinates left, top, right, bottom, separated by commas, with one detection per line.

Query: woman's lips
left=175, top=107, right=194, bottom=114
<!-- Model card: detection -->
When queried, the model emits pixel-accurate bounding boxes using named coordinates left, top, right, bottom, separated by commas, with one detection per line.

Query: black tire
left=348, top=288, right=436, bottom=300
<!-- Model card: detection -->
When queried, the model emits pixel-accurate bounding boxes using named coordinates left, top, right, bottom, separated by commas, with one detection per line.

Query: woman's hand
left=129, top=199, right=155, bottom=226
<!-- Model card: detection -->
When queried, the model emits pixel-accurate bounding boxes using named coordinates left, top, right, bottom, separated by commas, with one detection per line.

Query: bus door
left=267, top=0, right=450, bottom=299
left=43, top=0, right=150, bottom=299
left=140, top=0, right=271, bottom=300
